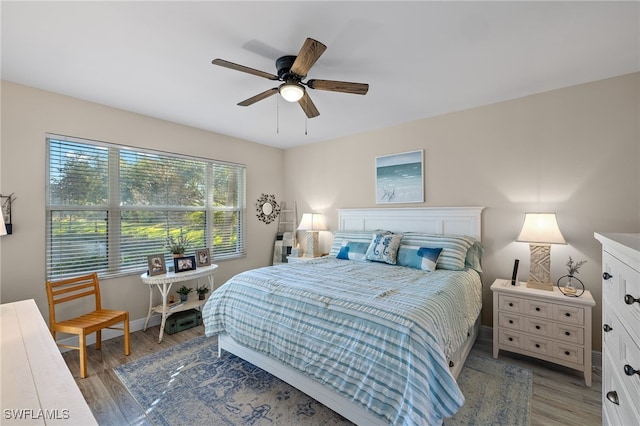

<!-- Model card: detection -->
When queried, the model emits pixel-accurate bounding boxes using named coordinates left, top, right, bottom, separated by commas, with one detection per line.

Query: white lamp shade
left=279, top=82, right=305, bottom=102
left=297, top=213, right=327, bottom=231
left=517, top=212, right=566, bottom=245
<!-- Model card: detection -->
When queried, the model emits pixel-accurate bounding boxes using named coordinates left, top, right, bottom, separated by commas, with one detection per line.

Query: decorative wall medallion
left=256, top=193, right=281, bottom=224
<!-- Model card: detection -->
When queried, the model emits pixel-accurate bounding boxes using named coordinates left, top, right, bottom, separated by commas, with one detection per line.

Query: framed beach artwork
left=375, top=150, right=424, bottom=204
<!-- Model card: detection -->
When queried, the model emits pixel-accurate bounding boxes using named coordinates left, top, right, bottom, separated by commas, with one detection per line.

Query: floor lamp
left=517, top=212, right=566, bottom=291
left=297, top=213, right=327, bottom=258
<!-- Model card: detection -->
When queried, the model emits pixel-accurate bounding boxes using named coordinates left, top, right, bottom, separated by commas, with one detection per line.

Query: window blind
left=46, top=135, right=246, bottom=280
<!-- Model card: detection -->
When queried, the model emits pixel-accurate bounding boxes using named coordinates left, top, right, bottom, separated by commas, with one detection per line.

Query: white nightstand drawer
left=604, top=349, right=640, bottom=426
left=498, top=294, right=523, bottom=313
left=524, top=317, right=552, bottom=337
left=553, top=341, right=584, bottom=365
left=553, top=323, right=584, bottom=345
left=525, top=299, right=551, bottom=319
left=498, top=329, right=524, bottom=349
left=498, top=312, right=523, bottom=331
left=525, top=335, right=552, bottom=356
left=552, top=304, right=584, bottom=326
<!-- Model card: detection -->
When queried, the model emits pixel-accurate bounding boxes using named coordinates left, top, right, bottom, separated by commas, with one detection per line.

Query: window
left=46, top=134, right=246, bottom=279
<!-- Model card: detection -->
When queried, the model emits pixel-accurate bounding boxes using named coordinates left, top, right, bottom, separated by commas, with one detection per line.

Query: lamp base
left=526, top=281, right=554, bottom=291
left=305, top=231, right=320, bottom=258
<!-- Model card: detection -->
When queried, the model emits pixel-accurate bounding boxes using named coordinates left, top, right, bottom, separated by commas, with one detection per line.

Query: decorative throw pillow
left=400, top=233, right=476, bottom=271
left=397, top=245, right=443, bottom=272
left=336, top=241, right=370, bottom=260
left=329, top=230, right=391, bottom=257
left=365, top=233, right=403, bottom=265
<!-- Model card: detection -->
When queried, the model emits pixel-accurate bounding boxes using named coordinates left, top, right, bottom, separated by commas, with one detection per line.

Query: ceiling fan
left=212, top=38, right=369, bottom=118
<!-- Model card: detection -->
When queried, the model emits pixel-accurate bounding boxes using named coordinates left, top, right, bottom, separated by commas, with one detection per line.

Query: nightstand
left=286, top=256, right=318, bottom=264
left=491, top=279, right=596, bottom=386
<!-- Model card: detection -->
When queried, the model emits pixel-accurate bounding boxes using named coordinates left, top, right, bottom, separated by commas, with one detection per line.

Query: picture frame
left=147, top=254, right=167, bottom=276
left=174, top=255, right=196, bottom=273
left=375, top=150, right=424, bottom=204
left=195, top=248, right=211, bottom=267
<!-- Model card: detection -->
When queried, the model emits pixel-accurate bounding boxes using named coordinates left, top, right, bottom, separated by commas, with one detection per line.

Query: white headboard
left=337, top=207, right=484, bottom=241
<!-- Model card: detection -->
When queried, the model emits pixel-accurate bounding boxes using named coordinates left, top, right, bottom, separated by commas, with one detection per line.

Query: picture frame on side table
left=174, top=255, right=196, bottom=273
left=375, top=150, right=424, bottom=204
left=195, top=248, right=211, bottom=267
left=147, top=254, right=167, bottom=276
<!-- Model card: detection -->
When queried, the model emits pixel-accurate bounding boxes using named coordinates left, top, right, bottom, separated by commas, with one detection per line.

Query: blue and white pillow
left=336, top=241, right=370, bottom=260
left=397, top=245, right=443, bottom=272
left=365, top=233, right=403, bottom=265
left=329, top=230, right=391, bottom=257
left=400, top=233, right=476, bottom=271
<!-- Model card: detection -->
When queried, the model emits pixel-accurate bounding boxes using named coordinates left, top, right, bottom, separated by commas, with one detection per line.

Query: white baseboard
left=56, top=314, right=162, bottom=352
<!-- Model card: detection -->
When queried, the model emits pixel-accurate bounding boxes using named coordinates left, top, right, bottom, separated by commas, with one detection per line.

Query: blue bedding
left=203, top=258, right=482, bottom=425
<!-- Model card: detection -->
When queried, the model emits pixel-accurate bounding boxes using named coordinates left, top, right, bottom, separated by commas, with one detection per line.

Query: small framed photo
left=195, top=248, right=211, bottom=267
left=174, top=255, right=196, bottom=273
left=147, top=254, right=167, bottom=276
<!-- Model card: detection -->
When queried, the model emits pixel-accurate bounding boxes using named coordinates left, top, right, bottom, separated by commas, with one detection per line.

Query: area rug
left=114, top=335, right=531, bottom=425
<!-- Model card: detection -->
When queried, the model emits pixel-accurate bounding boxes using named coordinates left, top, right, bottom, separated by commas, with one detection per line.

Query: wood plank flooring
left=62, top=325, right=602, bottom=425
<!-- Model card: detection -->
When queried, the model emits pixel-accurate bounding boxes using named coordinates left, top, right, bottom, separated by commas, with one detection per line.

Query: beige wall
left=0, top=81, right=284, bottom=322
left=285, top=73, right=640, bottom=351
left=1, top=74, right=638, bottom=352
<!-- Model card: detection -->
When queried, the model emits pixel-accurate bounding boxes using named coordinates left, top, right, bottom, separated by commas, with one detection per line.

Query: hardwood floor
left=62, top=325, right=602, bottom=425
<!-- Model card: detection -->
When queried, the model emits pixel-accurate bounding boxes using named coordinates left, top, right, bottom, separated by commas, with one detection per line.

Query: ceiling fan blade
left=238, top=88, right=278, bottom=106
left=290, top=38, right=327, bottom=78
left=298, top=91, right=320, bottom=118
left=212, top=59, right=279, bottom=80
left=307, top=79, right=369, bottom=95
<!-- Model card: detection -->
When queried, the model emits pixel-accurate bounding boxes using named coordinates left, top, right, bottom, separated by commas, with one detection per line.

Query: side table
left=140, top=263, right=218, bottom=342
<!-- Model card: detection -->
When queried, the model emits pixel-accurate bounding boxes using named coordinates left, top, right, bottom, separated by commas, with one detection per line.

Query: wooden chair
left=45, top=272, right=130, bottom=378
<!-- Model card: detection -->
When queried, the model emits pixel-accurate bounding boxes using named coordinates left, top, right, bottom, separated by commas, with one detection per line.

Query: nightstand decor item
left=0, top=193, right=14, bottom=235
left=297, top=213, right=327, bottom=258
left=256, top=193, right=281, bottom=224
left=557, top=256, right=587, bottom=297
left=517, top=212, right=566, bottom=291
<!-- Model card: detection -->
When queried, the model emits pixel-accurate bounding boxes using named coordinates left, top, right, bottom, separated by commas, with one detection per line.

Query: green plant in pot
left=196, top=286, right=210, bottom=300
left=167, top=233, right=191, bottom=257
left=176, top=285, right=192, bottom=302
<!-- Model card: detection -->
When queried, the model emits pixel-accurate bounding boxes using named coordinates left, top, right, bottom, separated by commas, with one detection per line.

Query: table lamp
left=297, top=213, right=327, bottom=258
left=517, top=212, right=566, bottom=291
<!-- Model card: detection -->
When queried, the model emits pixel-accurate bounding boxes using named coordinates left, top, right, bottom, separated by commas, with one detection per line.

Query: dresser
left=491, top=279, right=595, bottom=386
left=595, top=233, right=640, bottom=426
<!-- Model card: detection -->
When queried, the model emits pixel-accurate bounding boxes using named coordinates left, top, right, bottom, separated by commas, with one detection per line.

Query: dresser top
left=491, top=279, right=596, bottom=306
left=594, top=232, right=640, bottom=257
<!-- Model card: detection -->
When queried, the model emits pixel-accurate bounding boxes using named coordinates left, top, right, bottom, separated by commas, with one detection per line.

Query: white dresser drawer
left=525, top=317, right=552, bottom=337
left=498, top=328, right=524, bottom=349
left=603, top=250, right=640, bottom=343
left=498, top=312, right=523, bottom=331
left=498, top=294, right=523, bottom=313
left=553, top=341, right=584, bottom=365
left=524, top=299, right=551, bottom=319
left=603, top=349, right=640, bottom=426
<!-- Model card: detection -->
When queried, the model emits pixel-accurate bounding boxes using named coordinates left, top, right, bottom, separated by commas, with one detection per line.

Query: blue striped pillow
left=329, top=230, right=391, bottom=257
left=397, top=246, right=442, bottom=271
left=400, top=233, right=476, bottom=270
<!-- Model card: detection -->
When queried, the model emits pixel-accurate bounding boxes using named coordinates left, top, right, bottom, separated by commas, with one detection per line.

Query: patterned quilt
left=203, top=258, right=482, bottom=425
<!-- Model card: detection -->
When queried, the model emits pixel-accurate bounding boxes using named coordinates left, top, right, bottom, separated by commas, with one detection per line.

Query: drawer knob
left=624, top=294, right=640, bottom=305
left=535, top=307, right=541, bottom=312
left=509, top=302, right=514, bottom=307
left=508, top=337, right=513, bottom=342
left=565, top=331, right=571, bottom=336
left=606, top=391, right=619, bottom=405
left=509, top=320, right=514, bottom=324
left=535, top=343, right=540, bottom=348
left=624, top=364, right=640, bottom=377
left=603, top=272, right=613, bottom=280
left=565, top=312, right=571, bottom=317
left=536, top=325, right=541, bottom=330
left=564, top=351, right=570, bottom=356
left=603, top=324, right=613, bottom=332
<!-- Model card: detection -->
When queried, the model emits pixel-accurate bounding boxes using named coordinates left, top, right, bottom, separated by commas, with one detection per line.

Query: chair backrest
left=45, top=272, right=102, bottom=325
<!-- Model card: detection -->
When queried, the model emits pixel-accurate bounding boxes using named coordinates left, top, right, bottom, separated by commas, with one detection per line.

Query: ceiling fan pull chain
left=305, top=116, right=308, bottom=135
left=276, top=95, right=280, bottom=134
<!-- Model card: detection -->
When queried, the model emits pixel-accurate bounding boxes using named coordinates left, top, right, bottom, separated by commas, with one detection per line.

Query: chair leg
left=79, top=333, right=88, bottom=379
left=96, top=330, right=102, bottom=350
left=123, top=315, right=130, bottom=356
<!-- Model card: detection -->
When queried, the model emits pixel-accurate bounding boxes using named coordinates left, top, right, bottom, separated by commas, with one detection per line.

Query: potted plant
left=196, top=286, right=210, bottom=300
left=176, top=285, right=192, bottom=302
left=167, top=233, right=191, bottom=257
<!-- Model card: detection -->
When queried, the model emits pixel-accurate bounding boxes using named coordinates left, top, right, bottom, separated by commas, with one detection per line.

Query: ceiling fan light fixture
left=279, top=81, right=305, bottom=102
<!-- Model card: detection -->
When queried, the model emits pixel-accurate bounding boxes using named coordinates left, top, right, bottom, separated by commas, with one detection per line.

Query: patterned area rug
left=114, top=335, right=531, bottom=425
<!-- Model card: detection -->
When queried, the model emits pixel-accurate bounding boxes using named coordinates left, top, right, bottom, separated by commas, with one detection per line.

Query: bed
left=203, top=207, right=484, bottom=425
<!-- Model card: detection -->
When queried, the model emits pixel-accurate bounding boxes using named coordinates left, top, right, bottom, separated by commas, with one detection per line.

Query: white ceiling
left=2, top=1, right=638, bottom=149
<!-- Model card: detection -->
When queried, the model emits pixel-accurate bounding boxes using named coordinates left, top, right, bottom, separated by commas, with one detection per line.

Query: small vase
left=556, top=274, right=584, bottom=297
left=180, top=294, right=188, bottom=302
left=173, top=253, right=183, bottom=258
left=198, top=293, right=205, bottom=300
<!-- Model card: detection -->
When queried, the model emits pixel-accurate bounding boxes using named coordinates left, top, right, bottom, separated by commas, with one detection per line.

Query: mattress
left=203, top=258, right=482, bottom=425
